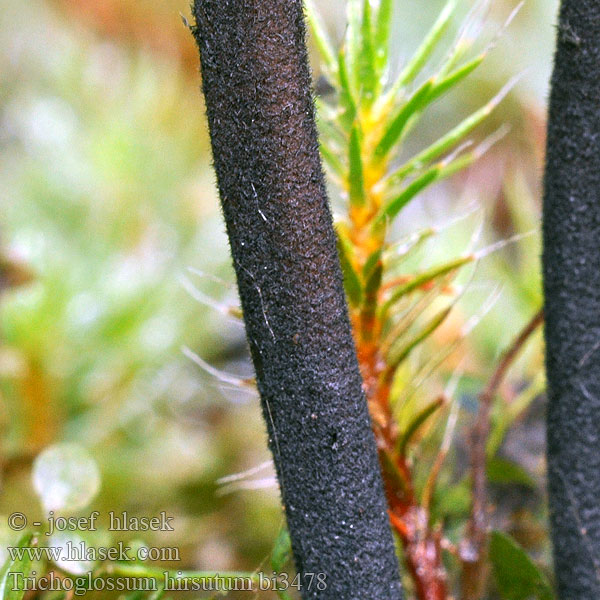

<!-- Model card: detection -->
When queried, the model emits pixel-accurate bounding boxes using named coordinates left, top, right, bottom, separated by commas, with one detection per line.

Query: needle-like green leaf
left=373, top=79, right=434, bottom=163
left=345, top=0, right=363, bottom=95
left=426, top=53, right=485, bottom=104
left=438, top=151, right=477, bottom=178
left=337, top=47, right=358, bottom=130
left=319, top=141, right=345, bottom=178
left=398, top=396, right=445, bottom=455
left=336, top=230, right=364, bottom=307
left=392, top=0, right=457, bottom=92
left=437, top=25, right=477, bottom=79
left=374, top=0, right=393, bottom=78
left=381, top=255, right=473, bottom=316
left=386, top=305, right=453, bottom=370
left=358, top=0, right=377, bottom=104
left=364, top=259, right=383, bottom=300
left=349, top=124, right=367, bottom=207
left=387, top=74, right=520, bottom=184
left=384, top=228, right=436, bottom=270
left=361, top=259, right=383, bottom=339
left=363, top=248, right=383, bottom=280
left=375, top=167, right=440, bottom=226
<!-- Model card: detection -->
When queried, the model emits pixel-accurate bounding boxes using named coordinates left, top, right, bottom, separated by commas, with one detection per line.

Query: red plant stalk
left=356, top=330, right=449, bottom=600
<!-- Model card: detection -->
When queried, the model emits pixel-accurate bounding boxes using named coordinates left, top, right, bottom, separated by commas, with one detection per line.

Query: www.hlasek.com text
left=8, top=541, right=180, bottom=563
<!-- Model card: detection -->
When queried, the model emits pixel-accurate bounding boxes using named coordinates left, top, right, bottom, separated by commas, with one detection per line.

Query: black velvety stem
left=191, top=1, right=403, bottom=598
left=543, top=1, right=600, bottom=597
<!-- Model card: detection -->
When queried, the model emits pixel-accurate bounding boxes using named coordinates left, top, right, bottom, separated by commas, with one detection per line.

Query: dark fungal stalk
left=191, top=1, right=403, bottom=598
left=543, top=0, right=600, bottom=597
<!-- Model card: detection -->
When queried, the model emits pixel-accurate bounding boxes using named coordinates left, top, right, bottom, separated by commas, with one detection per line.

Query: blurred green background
left=0, top=0, right=557, bottom=595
